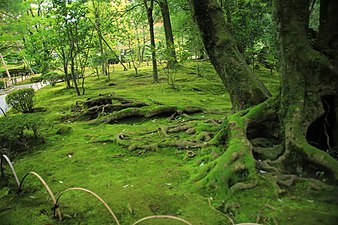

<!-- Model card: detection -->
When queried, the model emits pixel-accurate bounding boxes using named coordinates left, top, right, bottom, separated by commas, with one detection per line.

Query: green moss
left=1, top=61, right=337, bottom=225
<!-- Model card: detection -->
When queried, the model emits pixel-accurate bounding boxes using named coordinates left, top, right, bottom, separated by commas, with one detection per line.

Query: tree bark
left=189, top=0, right=271, bottom=110
left=274, top=0, right=338, bottom=178
left=61, top=47, right=71, bottom=89
left=143, top=0, right=159, bottom=83
left=189, top=0, right=338, bottom=200
left=70, top=42, right=81, bottom=96
left=158, top=0, right=178, bottom=68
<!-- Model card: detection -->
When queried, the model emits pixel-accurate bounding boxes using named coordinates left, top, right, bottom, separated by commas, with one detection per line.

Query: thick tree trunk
left=189, top=0, right=338, bottom=201
left=158, top=0, right=178, bottom=68
left=143, top=0, right=159, bottom=83
left=317, top=0, right=338, bottom=149
left=274, top=0, right=338, bottom=178
left=189, top=0, right=271, bottom=110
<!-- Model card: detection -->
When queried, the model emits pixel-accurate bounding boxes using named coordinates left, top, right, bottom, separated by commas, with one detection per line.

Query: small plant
left=42, top=71, right=64, bottom=86
left=166, top=67, right=177, bottom=89
left=0, top=80, right=5, bottom=89
left=5, top=88, right=35, bottom=113
left=30, top=75, right=44, bottom=83
left=0, top=114, right=44, bottom=155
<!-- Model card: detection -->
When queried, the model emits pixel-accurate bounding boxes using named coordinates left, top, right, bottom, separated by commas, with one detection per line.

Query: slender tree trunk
left=0, top=54, right=11, bottom=79
left=158, top=0, right=177, bottom=68
left=22, top=56, right=34, bottom=75
left=141, top=25, right=146, bottom=63
left=61, top=47, right=71, bottom=88
left=143, top=0, right=158, bottom=83
left=70, top=43, right=81, bottom=96
left=98, top=31, right=128, bottom=71
left=63, top=60, right=71, bottom=88
left=92, top=0, right=107, bottom=75
left=189, top=0, right=271, bottom=110
left=132, top=20, right=142, bottom=66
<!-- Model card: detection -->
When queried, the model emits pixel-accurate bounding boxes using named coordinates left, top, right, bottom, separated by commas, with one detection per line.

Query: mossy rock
left=56, top=126, right=73, bottom=135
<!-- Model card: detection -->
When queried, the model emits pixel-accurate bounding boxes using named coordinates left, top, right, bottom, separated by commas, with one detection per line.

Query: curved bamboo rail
left=236, top=224, right=263, bottom=225
left=0, top=154, right=20, bottom=188
left=0, top=155, right=261, bottom=225
left=19, top=171, right=62, bottom=221
left=132, top=215, right=193, bottom=225
left=55, top=187, right=120, bottom=225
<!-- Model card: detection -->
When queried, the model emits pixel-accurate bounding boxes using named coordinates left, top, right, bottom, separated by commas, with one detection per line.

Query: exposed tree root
left=77, top=95, right=149, bottom=120
left=201, top=92, right=338, bottom=199
left=96, top=120, right=220, bottom=157
left=192, top=98, right=277, bottom=198
left=83, top=102, right=149, bottom=120
left=74, top=94, right=204, bottom=122
left=102, top=106, right=203, bottom=124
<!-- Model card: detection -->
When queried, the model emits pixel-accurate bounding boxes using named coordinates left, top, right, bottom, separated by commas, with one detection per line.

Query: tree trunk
left=63, top=59, right=71, bottom=88
left=61, top=47, right=71, bottom=89
left=70, top=43, right=81, bottom=96
left=274, top=0, right=338, bottom=178
left=189, top=0, right=338, bottom=200
left=141, top=25, right=146, bottom=63
left=189, top=0, right=271, bottom=110
left=158, top=0, right=178, bottom=68
left=92, top=0, right=107, bottom=75
left=143, top=0, right=158, bottom=83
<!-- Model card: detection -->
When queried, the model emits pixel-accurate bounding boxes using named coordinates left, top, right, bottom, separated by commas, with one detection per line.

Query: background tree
left=143, top=0, right=158, bottom=83
left=157, top=0, right=177, bottom=68
left=52, top=0, right=93, bottom=95
left=169, top=0, right=205, bottom=61
left=189, top=0, right=271, bottom=110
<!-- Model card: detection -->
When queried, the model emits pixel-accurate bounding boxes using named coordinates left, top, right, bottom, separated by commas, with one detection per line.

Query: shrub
left=0, top=114, right=44, bottom=156
left=42, top=71, right=64, bottom=86
left=5, top=88, right=35, bottom=113
left=30, top=75, right=44, bottom=83
left=0, top=80, right=4, bottom=89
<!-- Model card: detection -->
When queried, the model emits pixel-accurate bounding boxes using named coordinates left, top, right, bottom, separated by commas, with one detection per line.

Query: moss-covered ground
left=1, top=61, right=337, bottom=225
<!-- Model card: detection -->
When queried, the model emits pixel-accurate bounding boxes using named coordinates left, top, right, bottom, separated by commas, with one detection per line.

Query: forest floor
left=1, top=61, right=337, bottom=225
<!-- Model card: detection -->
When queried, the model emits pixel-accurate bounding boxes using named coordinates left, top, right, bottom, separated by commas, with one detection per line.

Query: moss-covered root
left=301, top=142, right=338, bottom=181
left=283, top=129, right=338, bottom=181
left=193, top=113, right=256, bottom=198
left=193, top=98, right=277, bottom=198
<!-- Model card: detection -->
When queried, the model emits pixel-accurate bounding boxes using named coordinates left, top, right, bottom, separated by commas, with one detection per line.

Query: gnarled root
left=193, top=99, right=277, bottom=198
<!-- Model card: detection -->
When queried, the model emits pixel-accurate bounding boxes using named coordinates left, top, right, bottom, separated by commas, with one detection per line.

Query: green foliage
left=29, top=75, right=44, bottom=83
left=5, top=88, right=35, bottom=113
left=0, top=80, right=4, bottom=89
left=166, top=67, right=177, bottom=89
left=0, top=114, right=44, bottom=155
left=42, top=71, right=64, bottom=86
left=170, top=1, right=205, bottom=60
